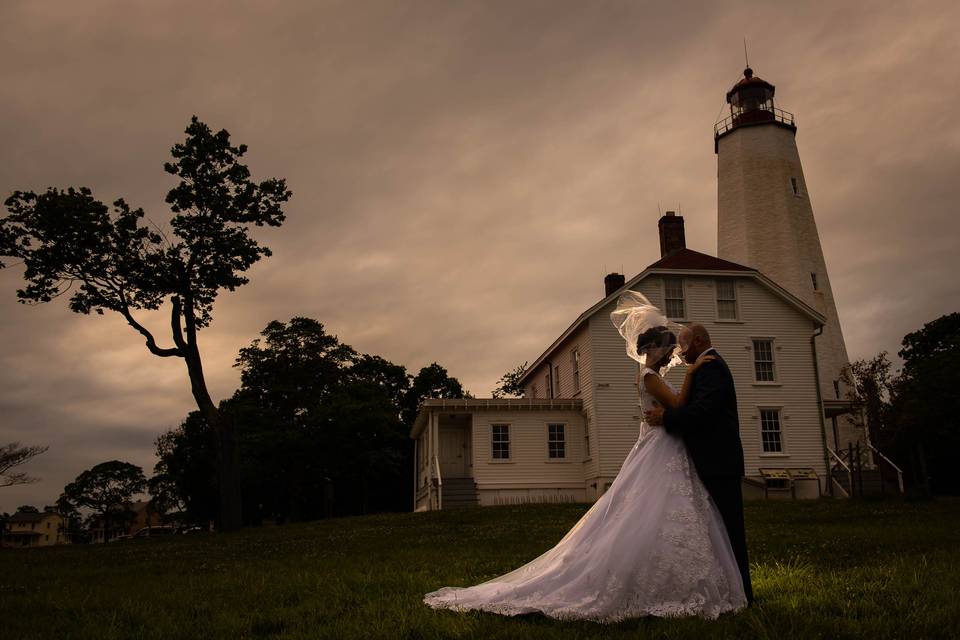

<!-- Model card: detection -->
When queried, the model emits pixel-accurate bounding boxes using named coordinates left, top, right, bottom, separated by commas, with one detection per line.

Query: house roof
left=646, top=248, right=755, bottom=272
left=8, top=511, right=48, bottom=523
left=410, top=398, right=583, bottom=439
left=518, top=248, right=825, bottom=384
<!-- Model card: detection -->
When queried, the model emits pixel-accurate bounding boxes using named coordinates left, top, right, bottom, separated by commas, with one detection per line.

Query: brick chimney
left=604, top=272, right=625, bottom=297
left=658, top=211, right=686, bottom=257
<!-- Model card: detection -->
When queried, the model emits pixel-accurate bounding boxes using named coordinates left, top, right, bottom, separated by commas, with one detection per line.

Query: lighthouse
left=715, top=67, right=859, bottom=452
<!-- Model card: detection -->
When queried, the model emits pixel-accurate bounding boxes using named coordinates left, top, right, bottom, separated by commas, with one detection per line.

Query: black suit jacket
left=663, top=352, right=745, bottom=478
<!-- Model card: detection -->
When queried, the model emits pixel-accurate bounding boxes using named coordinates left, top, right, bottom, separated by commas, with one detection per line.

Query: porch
left=410, top=398, right=585, bottom=511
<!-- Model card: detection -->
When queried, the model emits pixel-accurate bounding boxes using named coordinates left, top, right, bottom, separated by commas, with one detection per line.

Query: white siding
left=586, top=275, right=828, bottom=492
left=471, top=409, right=586, bottom=504
left=522, top=325, right=599, bottom=493
left=506, top=270, right=831, bottom=502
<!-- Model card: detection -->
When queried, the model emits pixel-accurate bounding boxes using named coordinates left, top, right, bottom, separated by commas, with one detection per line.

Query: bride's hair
left=636, top=326, right=677, bottom=368
left=636, top=325, right=676, bottom=349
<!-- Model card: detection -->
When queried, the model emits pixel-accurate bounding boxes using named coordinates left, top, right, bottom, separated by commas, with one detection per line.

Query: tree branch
left=0, top=442, right=48, bottom=487
left=118, top=296, right=183, bottom=358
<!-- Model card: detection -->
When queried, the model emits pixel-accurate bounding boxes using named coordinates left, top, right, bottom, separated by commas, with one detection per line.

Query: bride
left=423, top=292, right=747, bottom=621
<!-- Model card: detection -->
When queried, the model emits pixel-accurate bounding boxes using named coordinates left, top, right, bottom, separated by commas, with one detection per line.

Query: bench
left=758, top=468, right=821, bottom=499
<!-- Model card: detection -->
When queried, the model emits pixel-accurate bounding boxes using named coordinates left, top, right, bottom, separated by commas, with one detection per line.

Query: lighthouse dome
left=715, top=66, right=795, bottom=148
left=726, top=67, right=776, bottom=109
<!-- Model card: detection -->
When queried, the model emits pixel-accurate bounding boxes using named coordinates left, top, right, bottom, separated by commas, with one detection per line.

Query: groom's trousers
left=701, top=475, right=754, bottom=604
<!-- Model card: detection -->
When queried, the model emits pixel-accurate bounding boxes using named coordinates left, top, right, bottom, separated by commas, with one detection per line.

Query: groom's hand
left=645, top=406, right=664, bottom=425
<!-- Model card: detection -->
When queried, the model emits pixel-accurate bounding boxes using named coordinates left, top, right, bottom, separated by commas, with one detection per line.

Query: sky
left=1, top=0, right=959, bottom=512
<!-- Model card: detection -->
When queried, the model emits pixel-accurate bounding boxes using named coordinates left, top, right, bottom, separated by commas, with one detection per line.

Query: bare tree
left=0, top=442, right=49, bottom=487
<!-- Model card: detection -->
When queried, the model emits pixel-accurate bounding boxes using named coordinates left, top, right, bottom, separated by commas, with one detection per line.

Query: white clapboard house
left=411, top=66, right=872, bottom=511
left=412, top=217, right=843, bottom=510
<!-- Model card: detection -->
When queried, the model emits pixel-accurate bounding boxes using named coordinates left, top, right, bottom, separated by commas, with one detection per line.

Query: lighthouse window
left=664, top=278, right=686, bottom=319
left=791, top=177, right=800, bottom=195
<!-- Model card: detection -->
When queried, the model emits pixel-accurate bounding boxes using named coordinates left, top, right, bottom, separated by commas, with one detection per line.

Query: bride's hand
left=689, top=355, right=716, bottom=374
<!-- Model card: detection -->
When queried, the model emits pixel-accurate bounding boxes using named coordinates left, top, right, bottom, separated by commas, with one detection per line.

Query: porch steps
left=442, top=477, right=479, bottom=509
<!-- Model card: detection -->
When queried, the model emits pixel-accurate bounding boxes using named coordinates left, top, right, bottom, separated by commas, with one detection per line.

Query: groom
left=645, top=323, right=754, bottom=605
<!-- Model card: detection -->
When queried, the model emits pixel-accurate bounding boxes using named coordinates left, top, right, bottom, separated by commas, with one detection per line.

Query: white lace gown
left=423, top=368, right=747, bottom=622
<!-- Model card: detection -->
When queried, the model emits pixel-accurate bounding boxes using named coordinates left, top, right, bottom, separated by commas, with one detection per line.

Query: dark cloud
left=2, top=1, right=958, bottom=511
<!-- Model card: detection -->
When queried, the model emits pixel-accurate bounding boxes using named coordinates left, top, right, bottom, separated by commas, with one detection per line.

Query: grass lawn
left=2, top=498, right=959, bottom=639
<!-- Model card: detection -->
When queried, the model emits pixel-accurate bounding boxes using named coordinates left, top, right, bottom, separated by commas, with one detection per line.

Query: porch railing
left=714, top=107, right=796, bottom=138
left=432, top=455, right=443, bottom=511
left=868, top=443, right=905, bottom=495
left=827, top=447, right=852, bottom=498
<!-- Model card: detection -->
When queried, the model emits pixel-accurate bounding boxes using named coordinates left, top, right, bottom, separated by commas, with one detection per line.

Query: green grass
left=2, top=499, right=959, bottom=639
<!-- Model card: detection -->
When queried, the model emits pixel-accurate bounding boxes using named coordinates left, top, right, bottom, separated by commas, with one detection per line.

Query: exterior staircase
left=832, top=468, right=899, bottom=497
left=442, top=477, right=479, bottom=509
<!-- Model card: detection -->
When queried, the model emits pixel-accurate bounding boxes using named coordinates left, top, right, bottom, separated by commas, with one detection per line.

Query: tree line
left=842, top=312, right=959, bottom=495
left=150, top=317, right=469, bottom=526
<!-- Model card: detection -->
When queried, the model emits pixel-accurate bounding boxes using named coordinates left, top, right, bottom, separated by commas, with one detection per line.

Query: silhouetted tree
left=154, top=317, right=469, bottom=519
left=844, top=313, right=960, bottom=495
left=892, top=313, right=960, bottom=495
left=147, top=471, right=183, bottom=523
left=0, top=442, right=49, bottom=487
left=63, top=460, right=147, bottom=541
left=233, top=318, right=357, bottom=520
left=153, top=411, right=219, bottom=526
left=841, top=352, right=895, bottom=449
left=492, top=362, right=528, bottom=398
left=402, top=363, right=470, bottom=427
left=0, top=117, right=292, bottom=531
left=55, top=494, right=87, bottom=543
left=15, top=504, right=39, bottom=513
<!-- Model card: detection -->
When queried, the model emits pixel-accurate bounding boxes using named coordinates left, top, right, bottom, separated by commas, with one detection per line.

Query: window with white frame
left=545, top=372, right=552, bottom=399
left=664, top=277, right=685, bottom=319
left=584, top=426, right=591, bottom=458
left=553, top=365, right=561, bottom=396
left=752, top=339, right=776, bottom=382
left=716, top=279, right=738, bottom=320
left=760, top=409, right=783, bottom=453
left=548, top=423, right=566, bottom=459
left=571, top=349, right=581, bottom=392
left=492, top=424, right=510, bottom=459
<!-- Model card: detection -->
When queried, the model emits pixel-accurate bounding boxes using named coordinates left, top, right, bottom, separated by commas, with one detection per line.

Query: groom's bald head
left=679, top=323, right=712, bottom=364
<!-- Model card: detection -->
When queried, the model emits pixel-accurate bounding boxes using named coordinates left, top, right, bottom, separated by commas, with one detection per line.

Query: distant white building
left=411, top=66, right=868, bottom=511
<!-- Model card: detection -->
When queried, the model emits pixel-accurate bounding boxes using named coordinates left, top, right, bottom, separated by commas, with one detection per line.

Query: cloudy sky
left=2, top=0, right=958, bottom=512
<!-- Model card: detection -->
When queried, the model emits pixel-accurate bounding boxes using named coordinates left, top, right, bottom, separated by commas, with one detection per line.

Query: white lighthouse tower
left=715, top=67, right=860, bottom=452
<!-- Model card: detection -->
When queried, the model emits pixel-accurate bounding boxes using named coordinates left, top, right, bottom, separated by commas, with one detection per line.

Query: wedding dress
left=423, top=368, right=747, bottom=622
